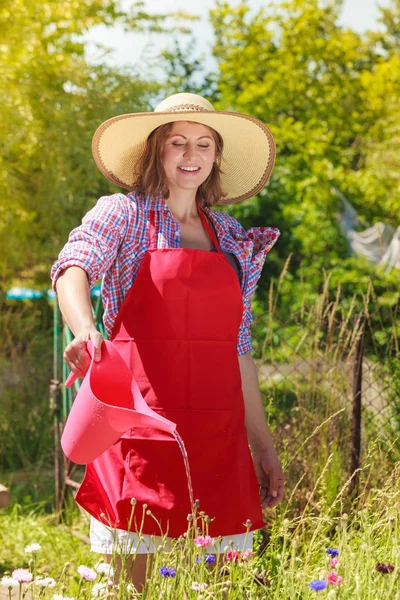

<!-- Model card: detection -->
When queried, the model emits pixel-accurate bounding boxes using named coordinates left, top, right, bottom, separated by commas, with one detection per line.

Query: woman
left=51, top=92, right=284, bottom=591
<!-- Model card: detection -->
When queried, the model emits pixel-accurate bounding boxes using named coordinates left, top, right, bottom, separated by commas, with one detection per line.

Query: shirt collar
left=148, top=192, right=167, bottom=210
left=127, top=191, right=167, bottom=211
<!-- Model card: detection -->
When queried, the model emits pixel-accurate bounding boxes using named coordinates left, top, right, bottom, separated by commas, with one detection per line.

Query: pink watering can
left=61, top=340, right=176, bottom=464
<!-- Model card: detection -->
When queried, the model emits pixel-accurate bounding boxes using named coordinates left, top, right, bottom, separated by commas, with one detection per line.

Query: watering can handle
left=64, top=341, right=96, bottom=389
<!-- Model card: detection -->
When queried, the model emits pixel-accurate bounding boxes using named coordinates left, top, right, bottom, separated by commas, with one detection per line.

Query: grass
left=1, top=443, right=400, bottom=599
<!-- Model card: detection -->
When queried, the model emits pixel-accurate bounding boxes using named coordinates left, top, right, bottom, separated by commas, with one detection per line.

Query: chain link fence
left=253, top=296, right=400, bottom=503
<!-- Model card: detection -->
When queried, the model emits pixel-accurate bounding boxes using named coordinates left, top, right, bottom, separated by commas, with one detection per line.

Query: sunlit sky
left=85, top=0, right=391, bottom=77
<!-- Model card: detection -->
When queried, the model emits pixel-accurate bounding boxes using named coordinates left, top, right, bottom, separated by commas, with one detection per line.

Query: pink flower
left=330, top=558, right=339, bottom=568
left=77, top=565, right=97, bottom=581
left=226, top=550, right=239, bottom=563
left=11, top=569, right=33, bottom=583
left=327, top=571, right=343, bottom=585
left=241, top=550, right=253, bottom=561
left=193, top=535, right=212, bottom=548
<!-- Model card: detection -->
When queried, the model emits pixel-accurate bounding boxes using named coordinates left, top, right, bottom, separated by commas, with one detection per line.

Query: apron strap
left=149, top=209, right=157, bottom=248
left=197, top=202, right=223, bottom=254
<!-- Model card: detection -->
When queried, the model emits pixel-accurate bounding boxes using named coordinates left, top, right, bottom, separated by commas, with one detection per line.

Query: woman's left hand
left=252, top=447, right=284, bottom=509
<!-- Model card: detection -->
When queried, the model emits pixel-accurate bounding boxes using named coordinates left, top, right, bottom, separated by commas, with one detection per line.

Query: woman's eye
left=171, top=142, right=210, bottom=148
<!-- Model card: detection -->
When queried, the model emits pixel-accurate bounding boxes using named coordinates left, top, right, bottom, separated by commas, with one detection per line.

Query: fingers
left=63, top=329, right=104, bottom=379
left=263, top=482, right=284, bottom=508
left=259, top=484, right=269, bottom=507
left=64, top=342, right=90, bottom=378
left=91, top=332, right=103, bottom=362
left=267, top=469, right=280, bottom=501
left=258, top=470, right=285, bottom=509
left=260, top=488, right=283, bottom=509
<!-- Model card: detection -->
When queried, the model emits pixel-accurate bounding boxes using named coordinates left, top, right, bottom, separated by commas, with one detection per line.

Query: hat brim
left=92, top=110, right=276, bottom=205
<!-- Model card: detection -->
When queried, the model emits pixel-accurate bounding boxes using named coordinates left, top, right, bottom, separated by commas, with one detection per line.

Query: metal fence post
left=50, top=298, right=63, bottom=521
left=349, top=313, right=366, bottom=498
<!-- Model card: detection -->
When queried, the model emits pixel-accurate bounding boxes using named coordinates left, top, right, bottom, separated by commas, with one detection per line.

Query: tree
left=208, top=1, right=384, bottom=276
left=341, top=2, right=400, bottom=224
left=0, top=0, right=188, bottom=286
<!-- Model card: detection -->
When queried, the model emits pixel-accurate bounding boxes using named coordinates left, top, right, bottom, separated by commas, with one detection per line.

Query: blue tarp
left=6, top=286, right=101, bottom=300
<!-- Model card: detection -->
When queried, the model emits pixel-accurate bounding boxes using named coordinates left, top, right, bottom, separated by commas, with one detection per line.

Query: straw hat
left=92, top=93, right=276, bottom=205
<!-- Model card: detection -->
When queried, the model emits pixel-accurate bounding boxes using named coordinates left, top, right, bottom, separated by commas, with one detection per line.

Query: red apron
left=75, top=202, right=265, bottom=538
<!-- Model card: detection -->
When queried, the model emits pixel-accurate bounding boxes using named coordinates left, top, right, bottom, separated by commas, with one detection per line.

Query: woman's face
left=161, top=121, right=217, bottom=193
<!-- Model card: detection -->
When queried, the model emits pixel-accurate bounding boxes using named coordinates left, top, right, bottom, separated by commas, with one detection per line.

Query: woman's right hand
left=63, top=327, right=104, bottom=379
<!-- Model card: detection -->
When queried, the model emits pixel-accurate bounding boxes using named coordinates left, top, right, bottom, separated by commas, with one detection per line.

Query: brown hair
left=132, top=122, right=227, bottom=207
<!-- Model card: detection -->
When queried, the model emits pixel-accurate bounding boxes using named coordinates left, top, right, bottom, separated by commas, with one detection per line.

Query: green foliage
left=0, top=0, right=186, bottom=286
left=0, top=298, right=53, bottom=473
left=2, top=456, right=400, bottom=598
left=208, top=0, right=369, bottom=268
left=160, top=0, right=400, bottom=286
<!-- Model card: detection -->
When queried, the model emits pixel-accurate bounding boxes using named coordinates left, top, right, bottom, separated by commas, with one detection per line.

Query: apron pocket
left=123, top=408, right=233, bottom=510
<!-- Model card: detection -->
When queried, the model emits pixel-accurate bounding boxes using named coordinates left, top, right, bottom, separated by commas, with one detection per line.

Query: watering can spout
left=61, top=340, right=177, bottom=464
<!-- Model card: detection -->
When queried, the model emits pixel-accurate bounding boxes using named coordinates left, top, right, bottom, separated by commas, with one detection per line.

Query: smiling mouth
left=178, top=166, right=201, bottom=173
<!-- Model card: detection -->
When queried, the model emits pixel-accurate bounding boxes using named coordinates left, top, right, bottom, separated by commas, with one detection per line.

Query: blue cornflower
left=159, top=566, right=177, bottom=577
left=326, top=548, right=339, bottom=557
left=206, top=554, right=216, bottom=564
left=196, top=554, right=216, bottom=565
left=309, top=580, right=328, bottom=591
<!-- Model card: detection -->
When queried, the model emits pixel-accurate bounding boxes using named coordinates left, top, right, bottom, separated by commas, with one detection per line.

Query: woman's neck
left=165, top=190, right=200, bottom=223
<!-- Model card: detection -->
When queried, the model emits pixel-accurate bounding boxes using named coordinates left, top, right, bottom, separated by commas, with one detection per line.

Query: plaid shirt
left=50, top=192, right=280, bottom=355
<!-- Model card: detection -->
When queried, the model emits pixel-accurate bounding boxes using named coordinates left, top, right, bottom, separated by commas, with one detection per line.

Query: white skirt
left=90, top=516, right=253, bottom=555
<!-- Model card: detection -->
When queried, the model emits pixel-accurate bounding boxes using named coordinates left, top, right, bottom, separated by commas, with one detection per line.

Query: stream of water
left=173, top=431, right=195, bottom=510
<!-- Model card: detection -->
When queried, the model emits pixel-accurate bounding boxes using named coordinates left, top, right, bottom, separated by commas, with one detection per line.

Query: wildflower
left=77, top=565, right=97, bottom=581
left=191, top=582, right=208, bottom=591
left=94, top=562, right=114, bottom=577
left=327, top=571, right=343, bottom=585
left=326, top=548, right=339, bottom=557
left=376, top=563, right=395, bottom=573
left=254, top=574, right=271, bottom=586
left=12, top=569, right=33, bottom=583
left=194, top=535, right=212, bottom=548
left=35, top=577, right=56, bottom=588
left=92, top=582, right=108, bottom=597
left=159, top=566, right=176, bottom=577
left=25, top=543, right=42, bottom=553
left=0, top=577, right=19, bottom=588
left=225, top=550, right=239, bottom=563
left=196, top=554, right=216, bottom=565
left=329, top=558, right=338, bottom=568
left=309, top=579, right=328, bottom=591
left=245, top=519, right=252, bottom=528
left=241, top=550, right=253, bottom=561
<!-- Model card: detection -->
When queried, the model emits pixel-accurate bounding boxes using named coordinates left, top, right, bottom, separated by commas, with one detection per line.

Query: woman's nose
left=183, top=143, right=198, bottom=161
